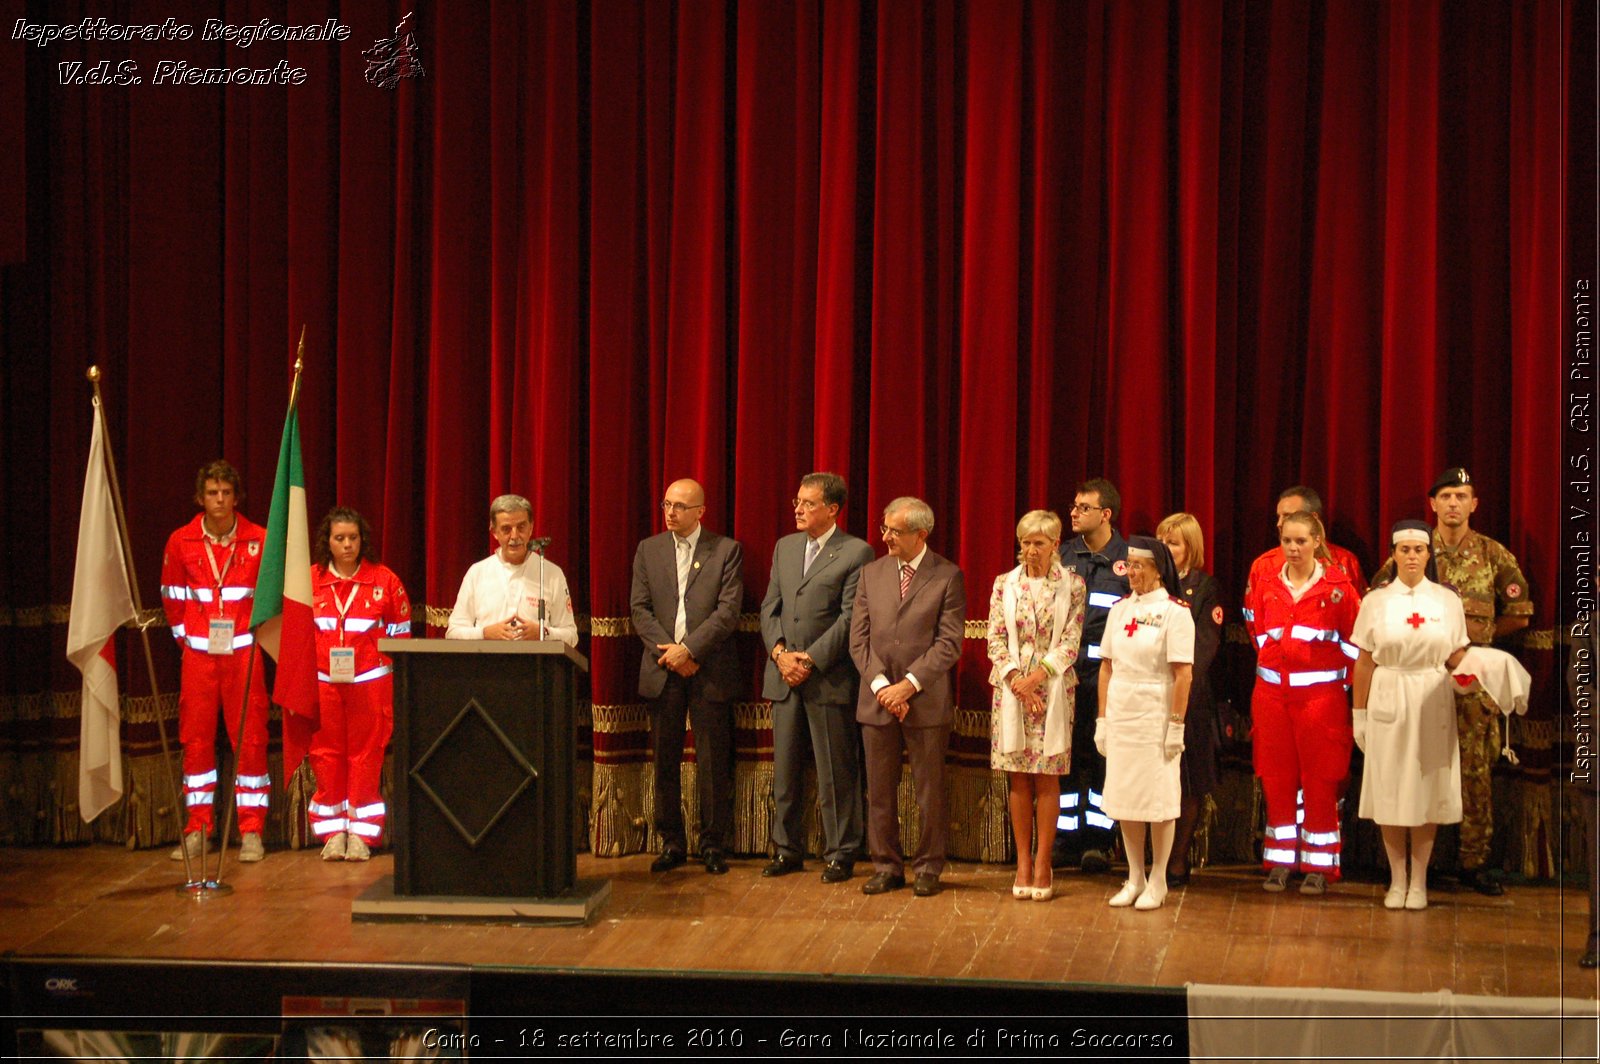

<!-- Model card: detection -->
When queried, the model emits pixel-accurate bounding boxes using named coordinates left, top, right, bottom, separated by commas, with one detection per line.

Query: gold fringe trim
left=589, top=762, right=648, bottom=856
left=0, top=602, right=1565, bottom=652
left=946, top=766, right=1011, bottom=863
left=1515, top=778, right=1555, bottom=878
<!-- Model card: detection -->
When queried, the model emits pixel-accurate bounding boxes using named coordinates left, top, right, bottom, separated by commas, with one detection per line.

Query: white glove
left=1163, top=719, right=1185, bottom=761
left=1093, top=717, right=1108, bottom=757
left=1352, top=708, right=1367, bottom=754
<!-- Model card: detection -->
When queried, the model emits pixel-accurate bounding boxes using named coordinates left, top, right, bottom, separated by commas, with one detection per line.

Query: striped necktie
left=899, top=562, right=914, bottom=599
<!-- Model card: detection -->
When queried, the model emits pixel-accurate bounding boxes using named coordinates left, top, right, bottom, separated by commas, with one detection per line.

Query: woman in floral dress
left=987, top=510, right=1086, bottom=901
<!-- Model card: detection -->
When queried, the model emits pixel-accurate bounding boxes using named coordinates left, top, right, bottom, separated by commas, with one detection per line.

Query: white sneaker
left=239, top=833, right=265, bottom=863
left=1383, top=886, right=1406, bottom=910
left=1109, top=881, right=1141, bottom=907
left=169, top=831, right=204, bottom=861
left=344, top=835, right=371, bottom=862
left=320, top=833, right=348, bottom=861
left=1404, top=885, right=1428, bottom=911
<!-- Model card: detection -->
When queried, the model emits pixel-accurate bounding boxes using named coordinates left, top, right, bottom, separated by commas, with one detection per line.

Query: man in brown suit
left=849, top=496, right=966, bottom=896
left=629, top=478, right=745, bottom=875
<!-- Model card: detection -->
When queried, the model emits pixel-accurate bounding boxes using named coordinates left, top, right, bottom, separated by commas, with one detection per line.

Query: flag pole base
left=176, top=880, right=234, bottom=899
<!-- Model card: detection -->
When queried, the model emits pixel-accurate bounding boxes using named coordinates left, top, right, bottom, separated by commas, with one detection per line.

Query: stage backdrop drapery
left=0, top=0, right=1578, bottom=872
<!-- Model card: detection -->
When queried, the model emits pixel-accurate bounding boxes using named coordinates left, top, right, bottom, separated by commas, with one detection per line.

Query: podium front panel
left=383, top=641, right=586, bottom=898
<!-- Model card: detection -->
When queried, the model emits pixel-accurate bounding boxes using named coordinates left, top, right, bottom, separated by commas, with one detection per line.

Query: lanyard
left=332, top=574, right=362, bottom=645
left=204, top=539, right=237, bottom=617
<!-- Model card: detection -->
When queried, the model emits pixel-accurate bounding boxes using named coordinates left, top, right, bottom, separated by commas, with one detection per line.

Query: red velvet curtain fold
left=0, top=0, right=1570, bottom=750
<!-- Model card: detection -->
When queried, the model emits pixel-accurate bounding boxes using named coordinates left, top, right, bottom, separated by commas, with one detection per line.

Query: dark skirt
left=1178, top=677, right=1221, bottom=798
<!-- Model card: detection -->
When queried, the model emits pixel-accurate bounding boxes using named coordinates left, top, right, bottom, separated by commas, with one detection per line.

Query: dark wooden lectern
left=353, top=640, right=607, bottom=923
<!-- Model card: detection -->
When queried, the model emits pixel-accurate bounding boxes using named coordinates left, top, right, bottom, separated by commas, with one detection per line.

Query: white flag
left=66, top=408, right=136, bottom=823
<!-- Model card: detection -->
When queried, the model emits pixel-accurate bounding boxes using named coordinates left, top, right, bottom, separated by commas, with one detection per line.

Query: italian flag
left=252, top=400, right=319, bottom=774
left=67, top=406, right=136, bottom=823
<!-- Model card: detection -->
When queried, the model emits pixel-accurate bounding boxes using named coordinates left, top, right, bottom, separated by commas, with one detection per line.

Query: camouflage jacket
left=1372, top=528, right=1533, bottom=645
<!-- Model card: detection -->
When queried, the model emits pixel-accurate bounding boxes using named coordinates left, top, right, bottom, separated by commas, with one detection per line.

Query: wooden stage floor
left=1, top=844, right=1595, bottom=1003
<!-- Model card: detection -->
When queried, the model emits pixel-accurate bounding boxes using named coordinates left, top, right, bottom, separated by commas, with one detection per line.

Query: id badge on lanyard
left=208, top=617, right=235, bottom=655
left=329, top=646, right=356, bottom=683
left=206, top=539, right=237, bottom=655
left=330, top=580, right=360, bottom=682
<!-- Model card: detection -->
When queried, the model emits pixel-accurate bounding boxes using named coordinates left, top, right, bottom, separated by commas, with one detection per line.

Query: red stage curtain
left=0, top=0, right=1573, bottom=857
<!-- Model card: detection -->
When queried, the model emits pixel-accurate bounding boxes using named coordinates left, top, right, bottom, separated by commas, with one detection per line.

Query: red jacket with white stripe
left=160, top=513, right=267, bottom=652
left=1247, top=564, right=1361, bottom=692
left=311, top=562, right=412, bottom=681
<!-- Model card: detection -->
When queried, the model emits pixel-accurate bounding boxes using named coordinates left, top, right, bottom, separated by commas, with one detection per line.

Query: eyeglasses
left=879, top=524, right=918, bottom=539
left=660, top=501, right=704, bottom=515
left=790, top=498, right=827, bottom=512
left=1070, top=503, right=1106, bottom=514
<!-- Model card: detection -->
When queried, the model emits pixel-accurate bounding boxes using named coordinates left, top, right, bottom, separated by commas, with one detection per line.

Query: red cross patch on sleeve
left=1212, top=605, right=1224, bottom=625
left=1505, top=582, right=1522, bottom=599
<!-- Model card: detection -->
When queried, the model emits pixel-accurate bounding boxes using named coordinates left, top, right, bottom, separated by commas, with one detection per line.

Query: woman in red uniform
left=1243, top=510, right=1360, bottom=895
left=310, top=507, right=411, bottom=861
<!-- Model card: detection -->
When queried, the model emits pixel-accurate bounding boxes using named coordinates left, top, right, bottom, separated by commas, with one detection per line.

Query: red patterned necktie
left=899, top=563, right=914, bottom=599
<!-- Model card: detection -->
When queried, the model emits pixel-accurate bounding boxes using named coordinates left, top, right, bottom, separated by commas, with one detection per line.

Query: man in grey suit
left=849, top=496, right=966, bottom=897
left=629, top=478, right=744, bottom=875
left=760, top=472, right=876, bottom=884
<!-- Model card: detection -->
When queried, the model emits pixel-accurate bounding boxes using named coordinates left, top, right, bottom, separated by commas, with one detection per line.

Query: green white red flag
left=252, top=397, right=318, bottom=773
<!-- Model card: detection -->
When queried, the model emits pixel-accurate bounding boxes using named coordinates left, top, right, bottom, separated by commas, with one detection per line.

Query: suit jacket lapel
left=895, top=553, right=929, bottom=612
left=685, top=532, right=713, bottom=591
left=795, top=533, right=840, bottom=593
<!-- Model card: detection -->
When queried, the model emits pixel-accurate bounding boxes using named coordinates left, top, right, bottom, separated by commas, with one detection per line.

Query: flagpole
left=212, top=333, right=306, bottom=887
left=85, top=366, right=201, bottom=890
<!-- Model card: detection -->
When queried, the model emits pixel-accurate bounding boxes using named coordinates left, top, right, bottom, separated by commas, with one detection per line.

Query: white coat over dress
left=1352, top=577, right=1469, bottom=826
left=1099, top=587, right=1195, bottom=822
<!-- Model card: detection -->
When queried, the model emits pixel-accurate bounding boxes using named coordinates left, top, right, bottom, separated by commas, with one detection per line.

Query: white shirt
left=1278, top=560, right=1325, bottom=603
left=446, top=550, right=579, bottom=646
left=671, top=525, right=702, bottom=643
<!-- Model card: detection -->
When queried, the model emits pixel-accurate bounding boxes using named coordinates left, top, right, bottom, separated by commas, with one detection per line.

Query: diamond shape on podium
left=410, top=697, right=539, bottom=848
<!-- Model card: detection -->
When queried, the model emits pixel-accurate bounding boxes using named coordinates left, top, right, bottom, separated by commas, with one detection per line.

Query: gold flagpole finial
left=87, top=365, right=101, bottom=383
left=287, top=325, right=307, bottom=408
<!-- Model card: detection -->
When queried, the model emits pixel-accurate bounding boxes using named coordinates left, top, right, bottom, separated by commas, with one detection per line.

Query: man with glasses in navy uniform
left=1055, top=477, right=1130, bottom=873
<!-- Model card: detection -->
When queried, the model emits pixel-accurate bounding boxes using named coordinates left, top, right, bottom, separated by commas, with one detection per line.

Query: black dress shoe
left=762, top=853, right=804, bottom=877
left=650, top=849, right=687, bottom=873
left=820, top=859, right=854, bottom=884
left=703, top=849, right=729, bottom=875
left=861, top=871, right=905, bottom=895
left=912, top=873, right=941, bottom=897
left=1166, top=869, right=1191, bottom=888
left=1581, top=935, right=1599, bottom=969
left=1459, top=867, right=1505, bottom=897
left=1080, top=849, right=1110, bottom=874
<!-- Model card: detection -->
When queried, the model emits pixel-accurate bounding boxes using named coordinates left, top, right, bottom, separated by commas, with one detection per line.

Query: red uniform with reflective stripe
left=309, top=562, right=411, bottom=844
left=160, top=513, right=271, bottom=835
left=1246, top=564, right=1361, bottom=879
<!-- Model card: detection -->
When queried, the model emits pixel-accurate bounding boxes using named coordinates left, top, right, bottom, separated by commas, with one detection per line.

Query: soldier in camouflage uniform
left=1373, top=467, right=1533, bottom=895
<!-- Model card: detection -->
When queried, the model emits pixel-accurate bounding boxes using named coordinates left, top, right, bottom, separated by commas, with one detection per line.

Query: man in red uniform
left=160, top=460, right=272, bottom=863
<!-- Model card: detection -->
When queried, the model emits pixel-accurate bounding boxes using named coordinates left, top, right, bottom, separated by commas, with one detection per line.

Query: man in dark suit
left=760, top=472, right=876, bottom=884
left=849, top=496, right=966, bottom=896
left=629, top=478, right=744, bottom=875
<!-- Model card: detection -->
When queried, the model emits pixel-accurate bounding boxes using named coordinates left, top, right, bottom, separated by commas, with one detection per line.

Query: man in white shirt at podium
left=446, top=494, right=579, bottom=646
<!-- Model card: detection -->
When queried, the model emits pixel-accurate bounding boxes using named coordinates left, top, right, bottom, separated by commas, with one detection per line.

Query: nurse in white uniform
left=1096, top=536, right=1195, bottom=911
left=1350, top=519, right=1470, bottom=911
